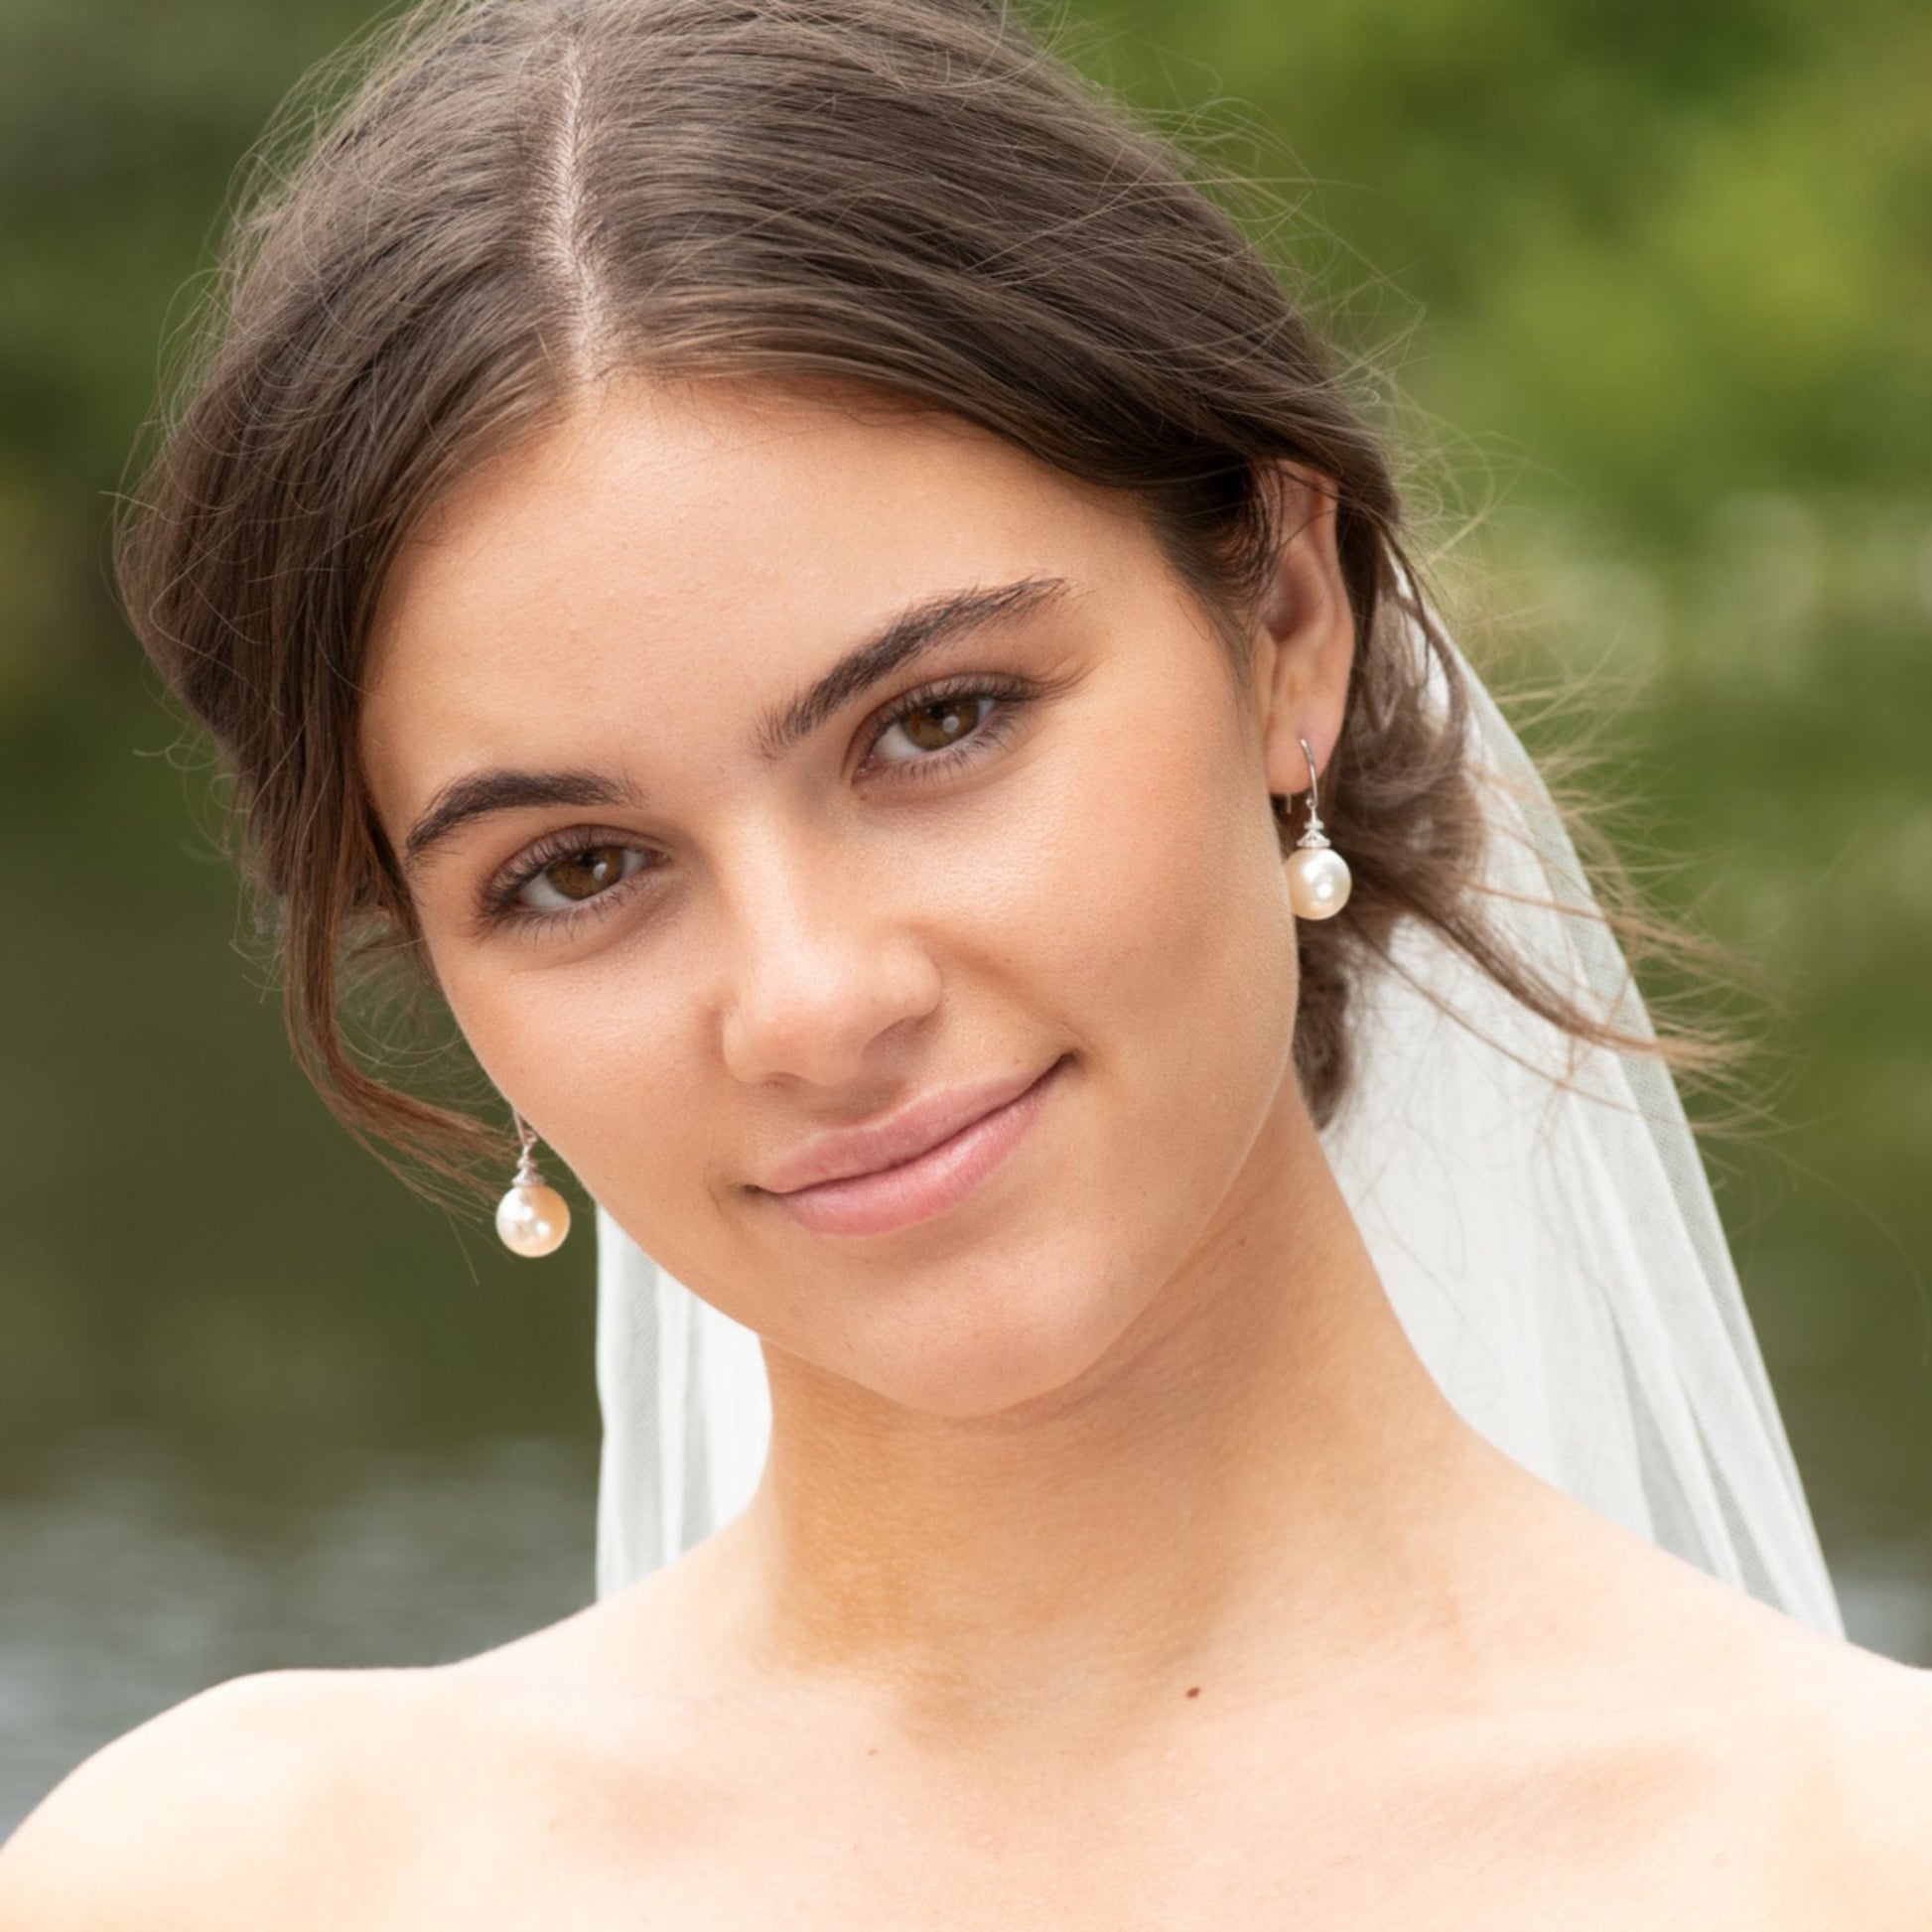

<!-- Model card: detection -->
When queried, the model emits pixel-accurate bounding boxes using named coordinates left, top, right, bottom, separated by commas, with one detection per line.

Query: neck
left=707, top=1099, right=1501, bottom=1746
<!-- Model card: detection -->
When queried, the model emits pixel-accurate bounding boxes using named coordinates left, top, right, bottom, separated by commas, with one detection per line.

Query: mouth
left=761, top=1053, right=1068, bottom=1238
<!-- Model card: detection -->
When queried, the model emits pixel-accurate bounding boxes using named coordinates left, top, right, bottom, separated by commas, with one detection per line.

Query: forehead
left=356, top=376, right=1138, bottom=805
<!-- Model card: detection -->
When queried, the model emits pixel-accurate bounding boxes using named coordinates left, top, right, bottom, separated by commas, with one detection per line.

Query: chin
left=823, top=1262, right=1156, bottom=1425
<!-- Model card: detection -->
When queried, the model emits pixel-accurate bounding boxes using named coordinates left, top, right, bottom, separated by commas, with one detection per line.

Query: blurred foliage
left=0, top=0, right=1926, bottom=1569
left=1093, top=0, right=1932, bottom=535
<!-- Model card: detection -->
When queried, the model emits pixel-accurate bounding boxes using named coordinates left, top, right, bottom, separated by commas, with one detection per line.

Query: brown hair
left=115, top=0, right=1692, bottom=1204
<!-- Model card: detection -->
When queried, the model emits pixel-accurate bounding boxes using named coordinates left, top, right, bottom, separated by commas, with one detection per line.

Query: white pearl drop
left=1287, top=845, right=1352, bottom=920
left=495, top=1181, right=572, bottom=1258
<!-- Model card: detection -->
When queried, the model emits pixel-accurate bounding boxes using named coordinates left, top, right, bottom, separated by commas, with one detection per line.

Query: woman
left=4, top=0, right=1927, bottom=1921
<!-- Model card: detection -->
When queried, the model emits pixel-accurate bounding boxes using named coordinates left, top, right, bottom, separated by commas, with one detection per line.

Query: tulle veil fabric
left=588, top=600, right=1846, bottom=1639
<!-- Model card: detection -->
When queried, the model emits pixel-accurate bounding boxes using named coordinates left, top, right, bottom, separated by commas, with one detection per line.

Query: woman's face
left=359, top=376, right=1344, bottom=1419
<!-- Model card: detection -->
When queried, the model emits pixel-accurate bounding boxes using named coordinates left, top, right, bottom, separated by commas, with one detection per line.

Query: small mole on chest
left=1184, top=1686, right=1200, bottom=1699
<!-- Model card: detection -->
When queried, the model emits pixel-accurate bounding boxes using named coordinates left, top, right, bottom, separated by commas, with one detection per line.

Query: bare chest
left=374, top=1695, right=1826, bottom=1932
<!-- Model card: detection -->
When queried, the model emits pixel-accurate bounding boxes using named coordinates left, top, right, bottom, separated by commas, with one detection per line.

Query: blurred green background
left=2, top=0, right=1927, bottom=1828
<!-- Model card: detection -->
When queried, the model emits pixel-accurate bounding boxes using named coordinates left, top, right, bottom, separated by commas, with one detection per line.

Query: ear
left=1245, top=462, right=1356, bottom=804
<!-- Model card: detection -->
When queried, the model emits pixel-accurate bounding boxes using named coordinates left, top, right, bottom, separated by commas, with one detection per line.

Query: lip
left=756, top=1055, right=1066, bottom=1237
left=756, top=1057, right=1065, bottom=1194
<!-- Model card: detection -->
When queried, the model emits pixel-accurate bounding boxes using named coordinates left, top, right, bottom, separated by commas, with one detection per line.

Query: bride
left=4, top=0, right=1926, bottom=1923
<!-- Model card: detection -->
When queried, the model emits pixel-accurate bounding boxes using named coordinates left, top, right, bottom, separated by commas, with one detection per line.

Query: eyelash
left=476, top=671, right=1040, bottom=936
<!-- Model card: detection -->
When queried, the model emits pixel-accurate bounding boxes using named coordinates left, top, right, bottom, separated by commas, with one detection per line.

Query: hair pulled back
left=116, top=0, right=1632, bottom=1200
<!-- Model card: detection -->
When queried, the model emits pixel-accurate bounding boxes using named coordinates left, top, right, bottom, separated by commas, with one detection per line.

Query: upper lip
left=754, top=1059, right=1059, bottom=1195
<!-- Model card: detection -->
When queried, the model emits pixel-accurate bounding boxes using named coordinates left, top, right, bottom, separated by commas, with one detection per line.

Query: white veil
left=588, top=600, right=1845, bottom=1639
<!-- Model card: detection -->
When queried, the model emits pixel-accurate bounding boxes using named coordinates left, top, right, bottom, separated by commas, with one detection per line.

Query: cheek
left=1023, top=678, right=1300, bottom=1113
left=430, top=932, right=692, bottom=1206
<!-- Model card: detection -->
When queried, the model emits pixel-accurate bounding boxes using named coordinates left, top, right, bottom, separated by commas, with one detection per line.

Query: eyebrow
left=398, top=572, right=1070, bottom=878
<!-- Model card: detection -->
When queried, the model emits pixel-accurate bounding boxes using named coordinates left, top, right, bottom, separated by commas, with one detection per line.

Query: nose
left=715, top=826, right=943, bottom=1089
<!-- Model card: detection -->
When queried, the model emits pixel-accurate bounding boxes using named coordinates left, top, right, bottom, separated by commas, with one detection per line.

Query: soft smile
left=759, top=1054, right=1068, bottom=1237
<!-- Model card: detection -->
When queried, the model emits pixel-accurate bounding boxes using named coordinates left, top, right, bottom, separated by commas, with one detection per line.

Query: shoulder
left=0, top=1664, right=438, bottom=1930
left=1498, top=1509, right=1932, bottom=1924
left=1661, top=1611, right=1932, bottom=1928
left=1787, top=1642, right=1932, bottom=1926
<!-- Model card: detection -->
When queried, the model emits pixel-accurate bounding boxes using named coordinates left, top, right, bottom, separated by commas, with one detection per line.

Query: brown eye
left=547, top=846, right=629, bottom=899
left=511, top=842, right=649, bottom=914
left=863, top=676, right=1036, bottom=786
left=900, top=696, right=984, bottom=752
left=874, top=693, right=992, bottom=762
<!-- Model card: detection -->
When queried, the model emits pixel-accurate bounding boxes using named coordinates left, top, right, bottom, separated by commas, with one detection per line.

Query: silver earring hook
left=509, top=1106, right=541, bottom=1185
left=1297, top=735, right=1330, bottom=850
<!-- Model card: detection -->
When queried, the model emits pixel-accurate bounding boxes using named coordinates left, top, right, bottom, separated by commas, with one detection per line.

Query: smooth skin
left=4, top=375, right=1928, bottom=1927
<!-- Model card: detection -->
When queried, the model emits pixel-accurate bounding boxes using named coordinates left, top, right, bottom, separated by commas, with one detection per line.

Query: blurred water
left=0, top=1427, right=597, bottom=1842
left=4, top=1427, right=1927, bottom=1843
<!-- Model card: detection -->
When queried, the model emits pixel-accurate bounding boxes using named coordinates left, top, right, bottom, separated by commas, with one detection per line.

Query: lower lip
left=764, top=1056, right=1067, bottom=1238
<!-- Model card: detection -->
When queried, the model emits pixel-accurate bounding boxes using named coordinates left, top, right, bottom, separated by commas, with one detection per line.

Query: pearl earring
left=1284, top=734, right=1352, bottom=920
left=495, top=1109, right=572, bottom=1258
